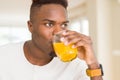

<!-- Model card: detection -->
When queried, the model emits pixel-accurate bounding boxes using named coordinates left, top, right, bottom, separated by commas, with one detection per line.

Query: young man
left=0, top=0, right=103, bottom=80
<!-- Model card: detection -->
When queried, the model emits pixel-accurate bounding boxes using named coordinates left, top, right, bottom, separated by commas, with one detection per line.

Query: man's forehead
left=42, top=19, right=69, bottom=22
left=39, top=4, right=66, bottom=12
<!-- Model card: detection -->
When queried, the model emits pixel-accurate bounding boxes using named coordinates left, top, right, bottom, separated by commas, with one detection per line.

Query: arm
left=61, top=30, right=103, bottom=80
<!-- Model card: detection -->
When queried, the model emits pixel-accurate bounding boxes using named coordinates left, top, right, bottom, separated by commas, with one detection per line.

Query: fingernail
left=65, top=41, right=68, bottom=45
left=60, top=37, right=64, bottom=42
left=62, top=31, right=67, bottom=35
left=72, top=45, right=76, bottom=48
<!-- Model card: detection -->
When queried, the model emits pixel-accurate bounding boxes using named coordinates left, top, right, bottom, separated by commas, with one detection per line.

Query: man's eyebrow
left=42, top=19, right=55, bottom=22
left=42, top=19, right=69, bottom=23
left=63, top=21, right=69, bottom=23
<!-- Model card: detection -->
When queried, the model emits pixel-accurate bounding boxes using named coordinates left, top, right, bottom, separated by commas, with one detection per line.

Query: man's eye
left=61, top=23, right=68, bottom=28
left=45, top=23, right=54, bottom=27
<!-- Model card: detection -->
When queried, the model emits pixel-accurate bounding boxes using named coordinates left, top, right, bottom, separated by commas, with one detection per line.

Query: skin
left=24, top=4, right=103, bottom=80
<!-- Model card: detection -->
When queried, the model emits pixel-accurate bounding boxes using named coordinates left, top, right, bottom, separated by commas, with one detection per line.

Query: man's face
left=28, top=4, right=68, bottom=56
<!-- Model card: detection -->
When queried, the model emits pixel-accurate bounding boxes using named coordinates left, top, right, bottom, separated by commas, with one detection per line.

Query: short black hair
left=30, top=0, right=68, bottom=21
left=31, top=0, right=68, bottom=9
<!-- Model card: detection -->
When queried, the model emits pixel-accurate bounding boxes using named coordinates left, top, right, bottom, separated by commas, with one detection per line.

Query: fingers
left=61, top=30, right=92, bottom=48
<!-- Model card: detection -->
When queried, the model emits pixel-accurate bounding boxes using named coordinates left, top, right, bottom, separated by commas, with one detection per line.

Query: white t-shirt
left=0, top=42, right=90, bottom=80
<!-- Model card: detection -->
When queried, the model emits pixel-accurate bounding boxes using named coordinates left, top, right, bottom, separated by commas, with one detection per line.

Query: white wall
left=87, top=0, right=113, bottom=80
left=87, top=0, right=120, bottom=80
left=112, top=0, right=120, bottom=80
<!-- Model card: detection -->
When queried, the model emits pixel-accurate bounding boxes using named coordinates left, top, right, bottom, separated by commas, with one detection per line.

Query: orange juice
left=53, top=42, right=77, bottom=62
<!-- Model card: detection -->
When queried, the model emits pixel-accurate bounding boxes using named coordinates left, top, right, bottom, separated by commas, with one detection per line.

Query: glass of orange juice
left=53, top=31, right=78, bottom=62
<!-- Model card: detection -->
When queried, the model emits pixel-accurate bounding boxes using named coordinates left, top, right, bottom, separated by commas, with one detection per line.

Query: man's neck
left=23, top=40, right=53, bottom=66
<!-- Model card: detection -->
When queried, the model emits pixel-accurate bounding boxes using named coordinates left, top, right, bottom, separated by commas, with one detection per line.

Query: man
left=0, top=0, right=103, bottom=80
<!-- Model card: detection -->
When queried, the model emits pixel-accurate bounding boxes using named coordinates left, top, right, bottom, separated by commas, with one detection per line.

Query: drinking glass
left=53, top=31, right=77, bottom=62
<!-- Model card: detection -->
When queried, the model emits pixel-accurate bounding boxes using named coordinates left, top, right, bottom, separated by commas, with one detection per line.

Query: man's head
left=30, top=0, right=68, bottom=22
left=27, top=0, right=68, bottom=57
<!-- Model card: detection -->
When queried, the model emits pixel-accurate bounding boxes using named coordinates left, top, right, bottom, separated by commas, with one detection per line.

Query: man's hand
left=61, top=30, right=97, bottom=64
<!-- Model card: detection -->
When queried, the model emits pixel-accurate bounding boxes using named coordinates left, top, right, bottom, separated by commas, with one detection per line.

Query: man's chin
left=49, top=51, right=57, bottom=57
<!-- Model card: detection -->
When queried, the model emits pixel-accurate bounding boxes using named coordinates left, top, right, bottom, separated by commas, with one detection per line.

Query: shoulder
left=0, top=41, right=25, bottom=56
left=0, top=41, right=25, bottom=66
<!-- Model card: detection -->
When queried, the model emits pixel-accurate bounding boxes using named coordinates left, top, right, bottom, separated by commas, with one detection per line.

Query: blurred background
left=0, top=0, right=120, bottom=80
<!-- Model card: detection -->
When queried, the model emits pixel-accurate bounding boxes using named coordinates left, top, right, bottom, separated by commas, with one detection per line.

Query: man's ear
left=27, top=21, right=33, bottom=33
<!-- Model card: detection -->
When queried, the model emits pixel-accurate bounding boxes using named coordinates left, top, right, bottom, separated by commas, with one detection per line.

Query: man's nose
left=53, top=25, right=64, bottom=35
